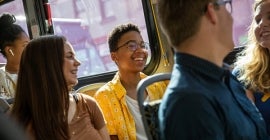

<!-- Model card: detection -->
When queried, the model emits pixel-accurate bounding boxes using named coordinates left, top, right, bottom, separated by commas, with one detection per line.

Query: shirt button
left=72, top=131, right=76, bottom=135
left=77, top=116, right=80, bottom=119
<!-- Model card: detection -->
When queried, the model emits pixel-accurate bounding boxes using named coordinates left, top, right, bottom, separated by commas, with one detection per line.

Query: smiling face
left=111, top=31, right=148, bottom=73
left=62, top=41, right=81, bottom=89
left=254, top=0, right=270, bottom=49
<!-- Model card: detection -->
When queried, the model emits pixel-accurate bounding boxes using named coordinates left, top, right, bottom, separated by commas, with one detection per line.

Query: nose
left=134, top=47, right=149, bottom=58
left=134, top=45, right=147, bottom=53
left=75, top=57, right=81, bottom=66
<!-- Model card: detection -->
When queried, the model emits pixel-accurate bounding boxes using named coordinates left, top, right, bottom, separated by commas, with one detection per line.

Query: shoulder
left=139, top=72, right=148, bottom=78
left=95, top=79, right=124, bottom=97
left=154, top=81, right=167, bottom=87
left=0, top=67, right=6, bottom=76
left=77, top=93, right=98, bottom=106
left=95, top=82, right=113, bottom=97
left=94, top=83, right=117, bottom=106
left=96, top=82, right=112, bottom=92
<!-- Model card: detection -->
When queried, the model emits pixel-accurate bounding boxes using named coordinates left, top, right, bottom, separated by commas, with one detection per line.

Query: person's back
left=157, top=0, right=269, bottom=139
left=161, top=54, right=267, bottom=139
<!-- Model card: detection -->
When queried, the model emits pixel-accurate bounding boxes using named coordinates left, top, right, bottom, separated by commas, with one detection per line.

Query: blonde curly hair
left=235, top=0, right=270, bottom=93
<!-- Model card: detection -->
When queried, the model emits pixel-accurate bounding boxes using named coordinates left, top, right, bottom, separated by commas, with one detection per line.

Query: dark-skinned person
left=0, top=13, right=29, bottom=100
left=94, top=23, right=167, bottom=140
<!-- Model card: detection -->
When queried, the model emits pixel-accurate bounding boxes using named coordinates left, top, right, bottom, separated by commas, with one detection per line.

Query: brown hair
left=12, top=35, right=70, bottom=140
left=157, top=0, right=216, bottom=48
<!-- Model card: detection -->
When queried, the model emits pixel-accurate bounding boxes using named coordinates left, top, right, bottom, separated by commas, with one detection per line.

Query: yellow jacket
left=94, top=72, right=167, bottom=140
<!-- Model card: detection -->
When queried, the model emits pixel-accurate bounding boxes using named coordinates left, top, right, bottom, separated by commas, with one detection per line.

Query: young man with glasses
left=94, top=23, right=167, bottom=140
left=157, top=0, right=269, bottom=139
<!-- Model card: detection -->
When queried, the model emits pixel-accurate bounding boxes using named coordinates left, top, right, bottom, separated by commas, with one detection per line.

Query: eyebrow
left=65, top=51, right=74, bottom=55
left=118, top=40, right=135, bottom=47
left=123, top=40, right=136, bottom=44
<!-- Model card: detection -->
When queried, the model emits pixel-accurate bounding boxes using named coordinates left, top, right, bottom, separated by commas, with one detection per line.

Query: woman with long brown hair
left=11, top=35, right=110, bottom=140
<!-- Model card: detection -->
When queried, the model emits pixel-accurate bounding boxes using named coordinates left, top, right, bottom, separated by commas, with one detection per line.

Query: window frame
left=20, top=0, right=162, bottom=88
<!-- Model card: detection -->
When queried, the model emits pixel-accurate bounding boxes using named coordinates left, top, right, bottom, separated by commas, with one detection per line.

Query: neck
left=176, top=33, right=230, bottom=67
left=175, top=16, right=233, bottom=67
left=119, top=71, right=141, bottom=99
left=119, top=72, right=141, bottom=87
left=5, top=64, right=18, bottom=74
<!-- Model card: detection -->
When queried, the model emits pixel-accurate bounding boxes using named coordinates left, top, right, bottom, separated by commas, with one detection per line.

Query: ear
left=110, top=52, right=118, bottom=61
left=205, top=3, right=218, bottom=24
left=4, top=46, right=14, bottom=56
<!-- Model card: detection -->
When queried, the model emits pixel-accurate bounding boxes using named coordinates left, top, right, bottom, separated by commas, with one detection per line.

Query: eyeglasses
left=115, top=40, right=149, bottom=52
left=215, top=0, right=232, bottom=13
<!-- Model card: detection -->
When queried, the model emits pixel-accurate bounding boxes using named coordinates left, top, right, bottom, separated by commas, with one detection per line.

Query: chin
left=260, top=42, right=270, bottom=49
left=68, top=80, right=78, bottom=87
left=72, top=81, right=78, bottom=86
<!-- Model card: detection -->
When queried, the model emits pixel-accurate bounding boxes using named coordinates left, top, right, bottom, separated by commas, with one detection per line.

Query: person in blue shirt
left=233, top=0, right=270, bottom=135
left=157, top=0, right=269, bottom=139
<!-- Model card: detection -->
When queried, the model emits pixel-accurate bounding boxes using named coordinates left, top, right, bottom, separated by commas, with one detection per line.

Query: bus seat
left=136, top=73, right=171, bottom=140
left=223, top=46, right=245, bottom=66
left=76, top=82, right=106, bottom=97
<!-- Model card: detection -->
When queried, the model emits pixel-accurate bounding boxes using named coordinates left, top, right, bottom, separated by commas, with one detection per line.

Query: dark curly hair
left=108, top=23, right=140, bottom=52
left=0, top=13, right=26, bottom=57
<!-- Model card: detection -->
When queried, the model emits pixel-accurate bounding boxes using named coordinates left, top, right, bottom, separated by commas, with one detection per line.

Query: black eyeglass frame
left=114, top=40, right=150, bottom=52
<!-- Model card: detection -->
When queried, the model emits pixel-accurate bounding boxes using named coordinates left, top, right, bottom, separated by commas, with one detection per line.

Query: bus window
left=49, top=0, right=151, bottom=77
left=0, top=0, right=28, bottom=63
left=232, top=0, right=254, bottom=47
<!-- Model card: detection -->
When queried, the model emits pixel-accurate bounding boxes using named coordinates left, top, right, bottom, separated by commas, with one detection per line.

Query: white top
left=126, top=95, right=148, bottom=140
left=0, top=67, right=17, bottom=99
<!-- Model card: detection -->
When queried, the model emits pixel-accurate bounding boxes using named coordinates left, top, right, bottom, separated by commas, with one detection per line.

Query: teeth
left=134, top=58, right=143, bottom=61
left=71, top=70, right=77, bottom=74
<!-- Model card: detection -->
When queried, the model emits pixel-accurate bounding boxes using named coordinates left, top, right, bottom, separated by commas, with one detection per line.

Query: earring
left=9, top=49, right=14, bottom=56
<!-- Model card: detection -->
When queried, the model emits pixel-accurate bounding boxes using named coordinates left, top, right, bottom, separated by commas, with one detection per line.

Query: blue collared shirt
left=232, top=67, right=270, bottom=135
left=159, top=53, right=269, bottom=140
